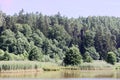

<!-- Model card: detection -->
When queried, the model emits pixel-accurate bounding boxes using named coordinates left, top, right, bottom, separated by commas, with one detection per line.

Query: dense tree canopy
left=0, top=10, right=120, bottom=64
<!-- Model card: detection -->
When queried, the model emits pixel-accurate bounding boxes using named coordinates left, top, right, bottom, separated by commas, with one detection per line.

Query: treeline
left=0, top=9, right=120, bottom=64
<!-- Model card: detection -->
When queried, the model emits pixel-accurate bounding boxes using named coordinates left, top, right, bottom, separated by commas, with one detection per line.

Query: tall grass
left=61, top=61, right=113, bottom=70
left=115, top=63, right=120, bottom=70
left=0, top=61, right=41, bottom=72
left=79, top=60, right=113, bottom=70
left=0, top=61, right=60, bottom=72
left=0, top=61, right=116, bottom=72
left=40, top=62, right=60, bottom=71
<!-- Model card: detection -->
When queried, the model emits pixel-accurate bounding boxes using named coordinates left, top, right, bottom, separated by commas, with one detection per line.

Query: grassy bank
left=40, top=62, right=60, bottom=71
left=0, top=61, right=60, bottom=72
left=115, top=63, right=120, bottom=70
left=79, top=61, right=113, bottom=70
left=42, top=60, right=114, bottom=71
left=61, top=61, right=113, bottom=70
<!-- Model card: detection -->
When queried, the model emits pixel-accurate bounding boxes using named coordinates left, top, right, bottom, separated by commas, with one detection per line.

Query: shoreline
left=0, top=61, right=119, bottom=73
left=0, top=67, right=115, bottom=73
left=0, top=69, right=43, bottom=73
left=0, top=78, right=119, bottom=80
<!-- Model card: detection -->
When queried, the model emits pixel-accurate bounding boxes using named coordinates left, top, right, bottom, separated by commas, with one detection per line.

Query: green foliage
left=86, top=47, right=100, bottom=60
left=84, top=52, right=93, bottom=62
left=29, top=46, right=43, bottom=61
left=0, top=50, right=28, bottom=61
left=42, top=39, right=51, bottom=55
left=42, top=55, right=51, bottom=62
left=48, top=24, right=70, bottom=41
left=3, top=51, right=13, bottom=60
left=13, top=23, right=23, bottom=32
left=15, top=31, right=30, bottom=54
left=84, top=30, right=95, bottom=47
left=0, top=10, right=120, bottom=63
left=0, top=49, right=5, bottom=60
left=0, top=11, right=5, bottom=27
left=63, top=45, right=82, bottom=66
left=106, top=52, right=117, bottom=65
left=0, top=29, right=16, bottom=52
left=115, top=48, right=120, bottom=62
left=22, top=24, right=32, bottom=37
left=0, top=49, right=4, bottom=56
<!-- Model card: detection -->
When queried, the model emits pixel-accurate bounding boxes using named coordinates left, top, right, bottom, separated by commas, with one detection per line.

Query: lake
left=0, top=70, right=120, bottom=80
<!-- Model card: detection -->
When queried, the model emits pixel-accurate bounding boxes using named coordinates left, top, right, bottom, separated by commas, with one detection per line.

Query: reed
left=61, top=66, right=80, bottom=70
left=0, top=61, right=41, bottom=72
left=61, top=61, right=113, bottom=70
left=40, top=62, right=60, bottom=71
left=115, top=63, right=120, bottom=70
left=43, top=67, right=60, bottom=71
left=0, top=61, right=116, bottom=72
left=79, top=61, right=113, bottom=70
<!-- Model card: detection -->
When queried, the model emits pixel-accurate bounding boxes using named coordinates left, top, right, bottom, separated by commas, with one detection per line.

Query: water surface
left=0, top=70, right=120, bottom=80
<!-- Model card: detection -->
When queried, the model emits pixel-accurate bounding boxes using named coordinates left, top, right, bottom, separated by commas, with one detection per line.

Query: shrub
left=86, top=47, right=100, bottom=60
left=63, top=45, right=82, bottom=66
left=3, top=51, right=13, bottom=60
left=84, top=52, right=93, bottom=62
left=29, top=46, right=43, bottom=61
left=106, top=52, right=116, bottom=65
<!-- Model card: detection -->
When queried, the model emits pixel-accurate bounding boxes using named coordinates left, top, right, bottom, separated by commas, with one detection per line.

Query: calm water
left=0, top=70, right=120, bottom=80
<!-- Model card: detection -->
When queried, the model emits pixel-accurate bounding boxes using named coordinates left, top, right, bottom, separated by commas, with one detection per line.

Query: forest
left=0, top=9, right=120, bottom=65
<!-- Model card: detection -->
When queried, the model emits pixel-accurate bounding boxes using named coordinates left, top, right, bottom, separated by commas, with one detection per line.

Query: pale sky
left=0, top=0, right=120, bottom=18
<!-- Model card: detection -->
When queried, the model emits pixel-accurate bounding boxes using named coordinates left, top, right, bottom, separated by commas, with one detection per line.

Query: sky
left=0, top=0, right=120, bottom=18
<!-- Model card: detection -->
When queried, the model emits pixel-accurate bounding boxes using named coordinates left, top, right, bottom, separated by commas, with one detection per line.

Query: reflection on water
left=0, top=70, right=120, bottom=79
left=61, top=70, right=120, bottom=79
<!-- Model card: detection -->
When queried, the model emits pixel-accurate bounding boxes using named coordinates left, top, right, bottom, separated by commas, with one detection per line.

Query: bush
left=42, top=55, right=52, bottom=62
left=84, top=52, right=93, bottom=62
left=3, top=51, right=13, bottom=60
left=29, top=46, right=43, bottom=61
left=86, top=47, right=100, bottom=60
left=0, top=49, right=5, bottom=60
left=106, top=52, right=116, bottom=65
left=63, top=45, right=82, bottom=66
